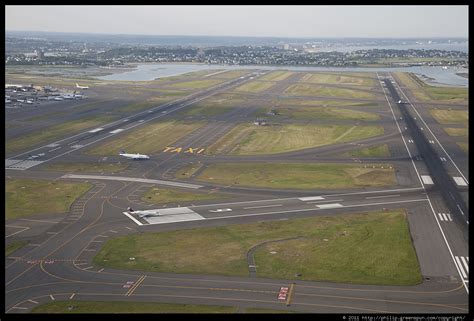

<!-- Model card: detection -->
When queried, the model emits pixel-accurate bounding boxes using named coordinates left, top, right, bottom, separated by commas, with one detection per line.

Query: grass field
left=25, top=100, right=110, bottom=122
left=284, top=84, right=374, bottom=99
left=301, top=73, right=375, bottom=87
left=207, top=123, right=384, bottom=155
left=424, top=86, right=468, bottom=101
left=259, top=71, right=295, bottom=81
left=343, top=144, right=390, bottom=157
left=6, top=241, right=28, bottom=256
left=175, top=163, right=204, bottom=179
left=275, top=106, right=380, bottom=121
left=276, top=99, right=379, bottom=108
left=86, top=120, right=204, bottom=155
left=6, top=116, right=117, bottom=154
left=6, top=178, right=92, bottom=220
left=443, top=127, right=468, bottom=137
left=45, top=162, right=129, bottom=173
left=395, top=72, right=468, bottom=103
left=142, top=186, right=227, bottom=205
left=234, top=81, right=276, bottom=93
left=32, top=301, right=238, bottom=313
left=196, top=163, right=396, bottom=189
left=212, top=70, right=251, bottom=79
left=457, top=142, right=468, bottom=153
left=181, top=103, right=234, bottom=117
left=163, top=79, right=223, bottom=90
left=117, top=101, right=158, bottom=113
left=430, top=109, right=468, bottom=125
left=93, top=209, right=421, bottom=285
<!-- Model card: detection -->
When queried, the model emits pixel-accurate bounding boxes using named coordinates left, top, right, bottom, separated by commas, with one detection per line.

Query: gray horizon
left=5, top=5, right=468, bottom=38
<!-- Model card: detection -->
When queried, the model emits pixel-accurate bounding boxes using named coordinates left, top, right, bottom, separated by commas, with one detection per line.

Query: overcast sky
left=5, top=5, right=469, bottom=38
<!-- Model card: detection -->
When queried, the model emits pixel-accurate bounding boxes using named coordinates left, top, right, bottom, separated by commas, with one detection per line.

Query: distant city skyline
left=6, top=5, right=468, bottom=38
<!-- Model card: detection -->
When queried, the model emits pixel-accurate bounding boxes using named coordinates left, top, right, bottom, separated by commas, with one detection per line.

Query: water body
left=97, top=63, right=468, bottom=87
left=325, top=42, right=468, bottom=53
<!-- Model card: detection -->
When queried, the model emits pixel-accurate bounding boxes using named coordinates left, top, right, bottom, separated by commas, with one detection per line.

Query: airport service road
left=4, top=71, right=261, bottom=171
left=4, top=179, right=468, bottom=313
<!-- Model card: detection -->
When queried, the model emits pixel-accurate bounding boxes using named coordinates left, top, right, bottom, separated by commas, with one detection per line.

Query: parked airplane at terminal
left=127, top=207, right=161, bottom=218
left=119, top=150, right=150, bottom=160
left=76, top=83, right=89, bottom=89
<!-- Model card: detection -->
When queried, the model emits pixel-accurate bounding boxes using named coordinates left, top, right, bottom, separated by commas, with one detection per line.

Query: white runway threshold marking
left=453, top=177, right=468, bottom=186
left=144, top=207, right=205, bottom=225
left=421, top=175, right=434, bottom=185
left=5, top=159, right=45, bottom=170
left=123, top=207, right=205, bottom=225
left=455, top=256, right=469, bottom=279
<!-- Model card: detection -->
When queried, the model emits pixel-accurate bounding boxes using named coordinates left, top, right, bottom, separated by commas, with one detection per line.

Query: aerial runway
left=5, top=71, right=469, bottom=313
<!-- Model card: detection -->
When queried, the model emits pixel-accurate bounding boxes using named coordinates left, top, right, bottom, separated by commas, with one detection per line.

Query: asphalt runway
left=5, top=70, right=469, bottom=313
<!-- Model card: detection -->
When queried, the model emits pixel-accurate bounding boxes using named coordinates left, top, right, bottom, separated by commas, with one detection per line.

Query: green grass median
left=93, top=209, right=421, bottom=286
left=86, top=120, right=204, bottom=155
left=32, top=301, right=238, bottom=313
left=6, top=178, right=92, bottom=220
left=195, top=163, right=396, bottom=189
left=141, top=186, right=227, bottom=205
left=207, top=123, right=384, bottom=155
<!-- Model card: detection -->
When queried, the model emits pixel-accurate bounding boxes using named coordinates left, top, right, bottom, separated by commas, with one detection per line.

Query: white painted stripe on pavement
left=421, top=175, right=434, bottom=185
left=88, top=127, right=104, bottom=133
left=442, top=213, right=448, bottom=221
left=109, top=128, right=124, bottom=134
left=123, top=211, right=143, bottom=226
left=299, top=196, right=325, bottom=201
left=306, top=199, right=343, bottom=204
left=461, top=257, right=469, bottom=273
left=49, top=295, right=55, bottom=301
left=455, top=256, right=467, bottom=279
left=453, top=177, right=468, bottom=186
left=316, top=203, right=343, bottom=209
